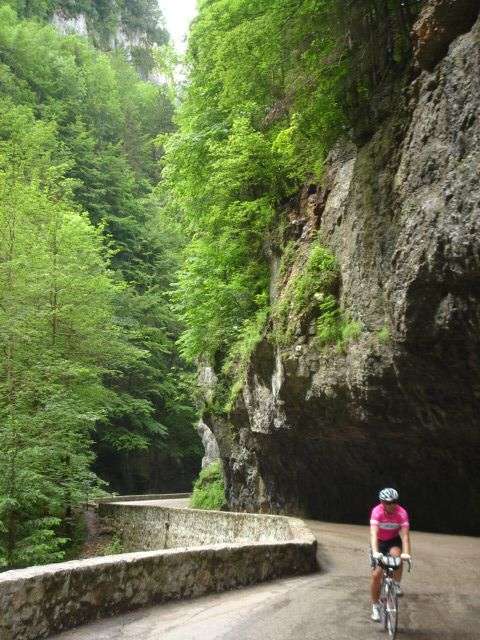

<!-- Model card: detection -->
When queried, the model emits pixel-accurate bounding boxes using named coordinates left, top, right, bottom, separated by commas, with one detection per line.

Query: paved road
left=55, top=503, right=480, bottom=640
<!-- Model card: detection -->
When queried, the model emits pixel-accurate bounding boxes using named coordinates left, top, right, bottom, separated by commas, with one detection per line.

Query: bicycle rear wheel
left=385, top=584, right=398, bottom=638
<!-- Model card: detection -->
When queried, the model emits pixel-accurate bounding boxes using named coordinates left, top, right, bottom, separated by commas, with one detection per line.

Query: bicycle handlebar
left=371, top=553, right=413, bottom=572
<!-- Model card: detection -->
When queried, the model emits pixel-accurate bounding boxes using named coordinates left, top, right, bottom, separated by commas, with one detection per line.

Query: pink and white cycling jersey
left=370, top=503, right=410, bottom=541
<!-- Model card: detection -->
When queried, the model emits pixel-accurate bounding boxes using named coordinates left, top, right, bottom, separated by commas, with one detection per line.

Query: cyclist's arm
left=370, top=523, right=379, bottom=554
left=399, top=525, right=411, bottom=555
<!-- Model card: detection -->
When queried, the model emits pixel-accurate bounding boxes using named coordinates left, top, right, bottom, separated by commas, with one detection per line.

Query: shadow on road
left=400, top=630, right=477, bottom=640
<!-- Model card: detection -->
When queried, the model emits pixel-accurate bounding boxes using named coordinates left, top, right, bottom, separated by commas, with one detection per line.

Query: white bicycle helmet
left=379, top=487, right=399, bottom=502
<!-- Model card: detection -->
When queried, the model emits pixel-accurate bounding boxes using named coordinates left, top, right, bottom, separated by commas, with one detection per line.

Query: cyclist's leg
left=371, top=539, right=388, bottom=603
left=389, top=540, right=402, bottom=582
left=371, top=564, right=383, bottom=603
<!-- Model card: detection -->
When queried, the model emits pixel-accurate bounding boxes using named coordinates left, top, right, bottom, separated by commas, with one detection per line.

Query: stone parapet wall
left=99, top=502, right=297, bottom=551
left=92, top=493, right=191, bottom=504
left=0, top=502, right=316, bottom=640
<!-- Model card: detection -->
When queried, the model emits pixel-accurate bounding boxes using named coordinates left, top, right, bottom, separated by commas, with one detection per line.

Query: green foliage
left=10, top=0, right=169, bottom=72
left=221, top=306, right=270, bottom=412
left=339, top=320, right=362, bottom=346
left=168, top=116, right=279, bottom=365
left=293, top=246, right=339, bottom=309
left=162, top=0, right=348, bottom=391
left=278, top=240, right=296, bottom=280
left=63, top=510, right=88, bottom=561
left=272, top=243, right=362, bottom=352
left=190, top=462, right=226, bottom=511
left=161, top=0, right=421, bottom=412
left=315, top=298, right=362, bottom=352
left=273, top=244, right=339, bottom=346
left=377, top=325, right=391, bottom=344
left=101, top=534, right=123, bottom=555
left=0, top=98, right=129, bottom=567
left=0, top=7, right=200, bottom=566
left=315, top=294, right=343, bottom=345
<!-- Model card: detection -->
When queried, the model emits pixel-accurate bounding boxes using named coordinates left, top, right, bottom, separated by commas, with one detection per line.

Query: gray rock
left=196, top=419, right=220, bottom=468
left=412, top=0, right=480, bottom=71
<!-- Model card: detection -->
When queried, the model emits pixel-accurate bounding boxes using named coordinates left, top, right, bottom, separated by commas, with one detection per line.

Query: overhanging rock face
left=0, top=502, right=317, bottom=640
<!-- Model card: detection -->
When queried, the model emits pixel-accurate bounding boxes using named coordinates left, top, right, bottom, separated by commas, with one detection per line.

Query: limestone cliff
left=206, top=0, right=480, bottom=536
left=51, top=0, right=168, bottom=78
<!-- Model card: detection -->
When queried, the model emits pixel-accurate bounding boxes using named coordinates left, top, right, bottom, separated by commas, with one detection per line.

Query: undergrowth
left=190, top=461, right=226, bottom=511
left=221, top=306, right=270, bottom=412
left=102, top=535, right=124, bottom=556
left=272, top=242, right=362, bottom=352
left=272, top=243, right=339, bottom=346
left=377, top=325, right=390, bottom=343
left=316, top=301, right=362, bottom=352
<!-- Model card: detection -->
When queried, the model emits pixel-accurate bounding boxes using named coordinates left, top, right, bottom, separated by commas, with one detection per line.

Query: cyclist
left=370, top=488, right=411, bottom=622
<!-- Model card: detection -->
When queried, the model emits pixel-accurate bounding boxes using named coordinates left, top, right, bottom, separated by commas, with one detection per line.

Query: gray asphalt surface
left=54, top=501, right=480, bottom=640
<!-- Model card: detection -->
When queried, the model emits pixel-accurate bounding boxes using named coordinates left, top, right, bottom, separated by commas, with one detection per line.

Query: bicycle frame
left=380, top=564, right=398, bottom=635
left=371, top=554, right=411, bottom=638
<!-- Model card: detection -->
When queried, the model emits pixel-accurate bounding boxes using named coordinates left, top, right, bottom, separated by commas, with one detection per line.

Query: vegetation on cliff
left=190, top=462, right=226, bottom=511
left=163, top=0, right=421, bottom=412
left=6, top=0, right=169, bottom=75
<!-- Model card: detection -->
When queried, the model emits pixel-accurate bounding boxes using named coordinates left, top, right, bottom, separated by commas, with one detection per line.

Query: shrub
left=190, top=462, right=226, bottom=511
left=316, top=299, right=362, bottom=352
left=273, top=243, right=339, bottom=346
left=315, top=294, right=343, bottom=345
left=293, top=245, right=339, bottom=309
left=278, top=240, right=296, bottom=279
left=377, top=325, right=390, bottom=343
left=221, top=305, right=269, bottom=412
left=102, top=535, right=124, bottom=556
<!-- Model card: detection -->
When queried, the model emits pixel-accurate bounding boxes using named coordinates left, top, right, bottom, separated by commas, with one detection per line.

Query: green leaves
left=0, top=96, right=132, bottom=567
left=166, top=115, right=280, bottom=366
left=162, top=0, right=347, bottom=411
left=0, top=10, right=201, bottom=566
left=190, top=461, right=226, bottom=511
left=272, top=243, right=340, bottom=346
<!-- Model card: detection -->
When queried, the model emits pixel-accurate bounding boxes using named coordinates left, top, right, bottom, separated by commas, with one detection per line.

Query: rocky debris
left=412, top=0, right=480, bottom=71
left=212, top=15, right=480, bottom=535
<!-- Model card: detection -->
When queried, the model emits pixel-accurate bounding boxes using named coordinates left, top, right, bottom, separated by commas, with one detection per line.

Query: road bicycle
left=371, top=553, right=412, bottom=639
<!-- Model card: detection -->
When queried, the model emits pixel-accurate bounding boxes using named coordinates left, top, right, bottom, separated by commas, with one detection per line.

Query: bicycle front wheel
left=385, top=584, right=399, bottom=639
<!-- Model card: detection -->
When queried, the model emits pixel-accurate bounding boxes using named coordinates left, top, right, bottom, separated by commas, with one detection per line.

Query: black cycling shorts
left=378, top=535, right=402, bottom=555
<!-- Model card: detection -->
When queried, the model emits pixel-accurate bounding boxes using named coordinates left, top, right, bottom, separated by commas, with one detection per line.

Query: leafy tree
left=0, top=99, right=141, bottom=567
left=161, top=0, right=346, bottom=405
left=0, top=6, right=201, bottom=565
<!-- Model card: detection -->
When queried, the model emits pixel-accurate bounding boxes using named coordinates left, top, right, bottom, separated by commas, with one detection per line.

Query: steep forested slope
left=0, top=2, right=201, bottom=568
